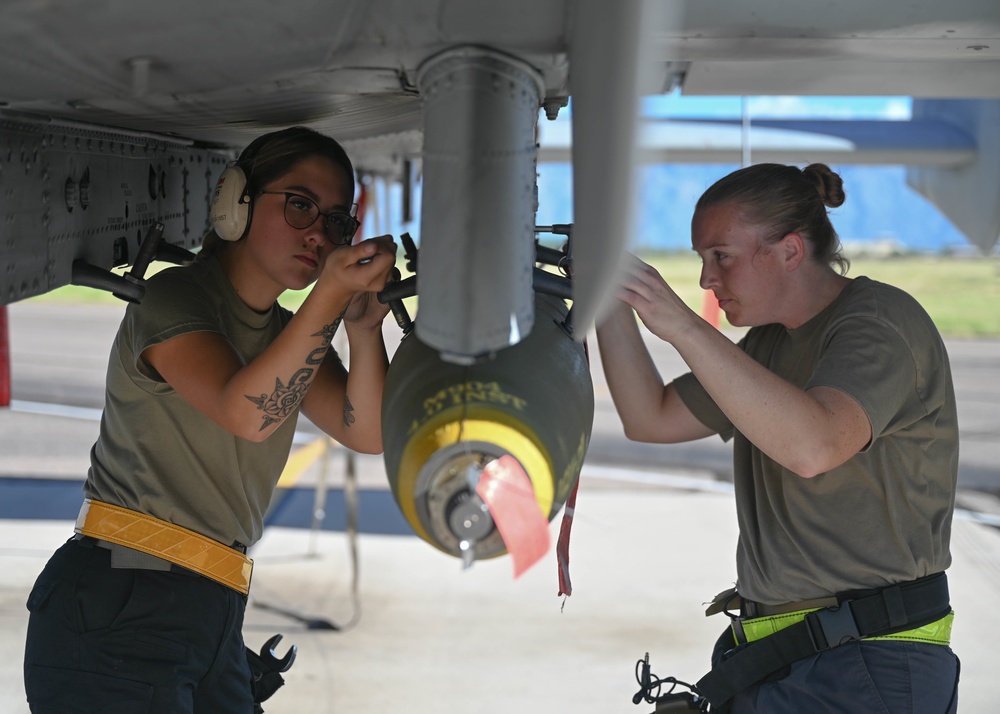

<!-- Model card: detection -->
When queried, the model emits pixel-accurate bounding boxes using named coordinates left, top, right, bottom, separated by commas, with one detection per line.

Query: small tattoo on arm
left=245, top=320, right=340, bottom=432
left=343, top=395, right=356, bottom=427
left=306, top=320, right=339, bottom=365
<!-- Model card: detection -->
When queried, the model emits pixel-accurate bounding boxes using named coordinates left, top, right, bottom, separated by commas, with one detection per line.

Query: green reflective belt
left=735, top=608, right=954, bottom=646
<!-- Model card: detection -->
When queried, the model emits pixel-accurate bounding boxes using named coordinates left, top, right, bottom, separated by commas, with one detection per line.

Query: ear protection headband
left=210, top=162, right=252, bottom=241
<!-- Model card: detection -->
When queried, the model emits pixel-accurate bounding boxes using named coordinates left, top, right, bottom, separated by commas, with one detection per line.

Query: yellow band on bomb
left=396, top=408, right=554, bottom=548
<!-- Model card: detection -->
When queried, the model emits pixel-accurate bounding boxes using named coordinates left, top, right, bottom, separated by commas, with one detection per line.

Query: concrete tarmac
left=4, top=302, right=998, bottom=496
left=2, top=301, right=999, bottom=712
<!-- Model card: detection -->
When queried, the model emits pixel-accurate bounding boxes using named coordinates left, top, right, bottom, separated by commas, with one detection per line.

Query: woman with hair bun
left=24, top=126, right=397, bottom=713
left=598, top=163, right=960, bottom=712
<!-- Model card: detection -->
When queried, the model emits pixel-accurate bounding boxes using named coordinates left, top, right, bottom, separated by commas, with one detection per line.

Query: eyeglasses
left=258, top=191, right=360, bottom=246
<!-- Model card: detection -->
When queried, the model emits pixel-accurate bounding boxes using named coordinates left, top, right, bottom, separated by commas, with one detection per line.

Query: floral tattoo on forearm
left=246, top=319, right=340, bottom=430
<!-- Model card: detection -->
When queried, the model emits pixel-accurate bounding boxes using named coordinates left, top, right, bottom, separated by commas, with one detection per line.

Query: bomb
left=381, top=293, right=594, bottom=565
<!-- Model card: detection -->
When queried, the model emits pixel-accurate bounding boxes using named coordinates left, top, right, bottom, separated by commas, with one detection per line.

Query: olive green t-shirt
left=674, top=276, right=958, bottom=604
left=85, top=255, right=314, bottom=547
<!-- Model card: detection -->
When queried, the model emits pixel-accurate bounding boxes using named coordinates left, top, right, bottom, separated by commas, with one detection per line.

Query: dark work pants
left=711, top=626, right=961, bottom=714
left=24, top=537, right=255, bottom=714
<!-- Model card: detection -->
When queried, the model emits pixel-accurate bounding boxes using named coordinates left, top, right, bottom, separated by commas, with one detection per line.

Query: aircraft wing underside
left=1, top=0, right=999, bottom=316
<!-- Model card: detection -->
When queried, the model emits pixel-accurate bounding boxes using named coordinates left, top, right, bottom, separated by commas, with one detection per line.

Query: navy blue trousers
left=711, top=626, right=961, bottom=714
left=24, top=537, right=255, bottom=714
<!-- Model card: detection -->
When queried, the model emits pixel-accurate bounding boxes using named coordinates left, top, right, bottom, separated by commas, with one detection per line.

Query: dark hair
left=200, top=126, right=355, bottom=257
left=695, top=162, right=850, bottom=274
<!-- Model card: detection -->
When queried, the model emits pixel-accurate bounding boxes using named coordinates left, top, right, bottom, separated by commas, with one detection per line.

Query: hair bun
left=802, top=163, right=845, bottom=208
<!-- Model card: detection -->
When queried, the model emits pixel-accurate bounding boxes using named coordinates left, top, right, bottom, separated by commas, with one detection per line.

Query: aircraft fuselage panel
left=0, top=113, right=225, bottom=305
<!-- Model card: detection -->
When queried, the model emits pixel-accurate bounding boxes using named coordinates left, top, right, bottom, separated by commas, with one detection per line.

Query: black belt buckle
left=806, top=605, right=861, bottom=650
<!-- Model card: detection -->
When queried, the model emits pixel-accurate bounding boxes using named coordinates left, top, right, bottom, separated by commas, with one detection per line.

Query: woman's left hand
left=343, top=266, right=399, bottom=329
left=617, top=254, right=698, bottom=344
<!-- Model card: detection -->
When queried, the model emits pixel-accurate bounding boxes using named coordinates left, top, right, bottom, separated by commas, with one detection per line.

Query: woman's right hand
left=317, top=234, right=398, bottom=295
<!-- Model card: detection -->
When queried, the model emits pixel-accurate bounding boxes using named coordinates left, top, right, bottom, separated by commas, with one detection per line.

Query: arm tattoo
left=245, top=320, right=340, bottom=431
left=343, top=395, right=356, bottom=427
left=246, top=370, right=311, bottom=430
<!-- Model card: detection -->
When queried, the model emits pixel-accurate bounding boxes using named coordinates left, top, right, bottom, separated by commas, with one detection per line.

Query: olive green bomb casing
left=382, top=294, right=594, bottom=564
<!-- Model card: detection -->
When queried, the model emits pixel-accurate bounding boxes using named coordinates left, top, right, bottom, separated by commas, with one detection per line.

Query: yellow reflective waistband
left=75, top=499, right=253, bottom=595
left=735, top=607, right=954, bottom=646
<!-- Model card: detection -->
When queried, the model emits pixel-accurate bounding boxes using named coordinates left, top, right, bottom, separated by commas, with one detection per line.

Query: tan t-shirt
left=674, top=276, right=958, bottom=604
left=85, top=255, right=333, bottom=547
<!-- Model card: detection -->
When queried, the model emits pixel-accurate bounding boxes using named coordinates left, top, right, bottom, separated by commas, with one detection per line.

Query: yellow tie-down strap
left=75, top=499, right=253, bottom=595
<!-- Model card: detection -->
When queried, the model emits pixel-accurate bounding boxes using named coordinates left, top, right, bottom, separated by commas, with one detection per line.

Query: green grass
left=24, top=253, right=1000, bottom=338
left=26, top=283, right=131, bottom=305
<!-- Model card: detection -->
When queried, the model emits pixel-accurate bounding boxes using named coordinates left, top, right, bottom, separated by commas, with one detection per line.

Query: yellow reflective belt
left=75, top=499, right=253, bottom=595
left=735, top=608, right=953, bottom=646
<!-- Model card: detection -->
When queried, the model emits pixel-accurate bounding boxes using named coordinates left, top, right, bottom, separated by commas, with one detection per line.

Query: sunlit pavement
left=2, top=479, right=999, bottom=713
left=2, top=302, right=999, bottom=712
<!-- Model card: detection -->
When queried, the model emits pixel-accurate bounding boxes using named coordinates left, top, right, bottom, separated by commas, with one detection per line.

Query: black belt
left=695, top=572, right=952, bottom=708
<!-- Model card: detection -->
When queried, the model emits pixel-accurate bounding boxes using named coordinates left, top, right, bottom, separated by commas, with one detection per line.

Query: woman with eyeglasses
left=597, top=163, right=959, bottom=713
left=24, top=126, right=397, bottom=713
